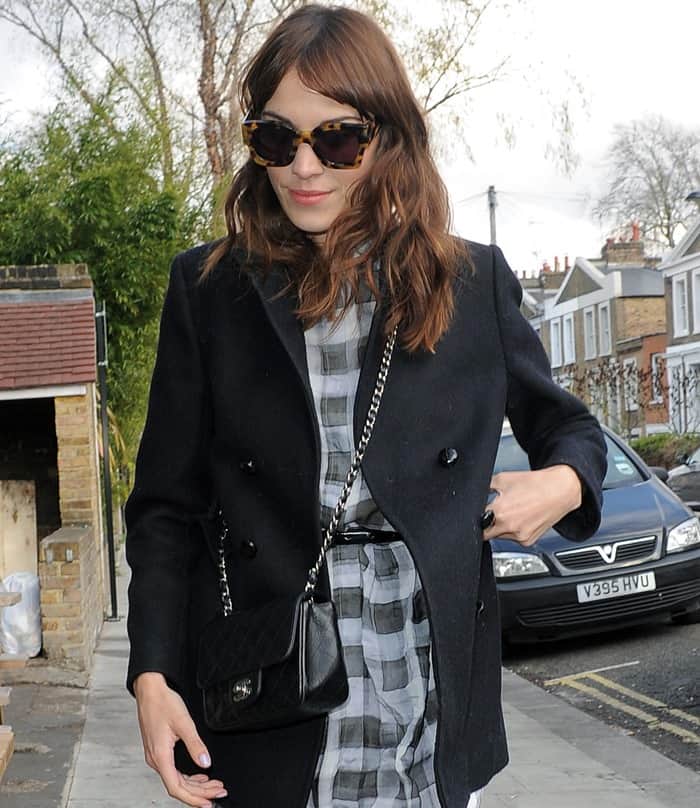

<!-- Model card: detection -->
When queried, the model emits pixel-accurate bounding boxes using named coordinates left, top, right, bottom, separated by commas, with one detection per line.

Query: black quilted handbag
left=196, top=324, right=398, bottom=732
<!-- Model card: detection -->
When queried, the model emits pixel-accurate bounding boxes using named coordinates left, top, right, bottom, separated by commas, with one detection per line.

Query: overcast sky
left=0, top=0, right=697, bottom=274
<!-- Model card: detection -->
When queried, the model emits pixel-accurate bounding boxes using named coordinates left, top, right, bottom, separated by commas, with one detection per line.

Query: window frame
left=650, top=352, right=664, bottom=404
left=673, top=274, right=689, bottom=337
left=693, top=268, right=700, bottom=334
left=563, top=312, right=575, bottom=365
left=550, top=317, right=562, bottom=367
left=583, top=305, right=597, bottom=360
left=598, top=302, right=611, bottom=356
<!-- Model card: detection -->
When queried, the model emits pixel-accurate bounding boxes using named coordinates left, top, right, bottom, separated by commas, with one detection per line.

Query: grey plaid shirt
left=301, top=277, right=482, bottom=808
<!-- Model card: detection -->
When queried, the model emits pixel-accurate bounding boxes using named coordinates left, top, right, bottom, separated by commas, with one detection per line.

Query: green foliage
left=0, top=102, right=202, bottom=471
left=629, top=433, right=700, bottom=469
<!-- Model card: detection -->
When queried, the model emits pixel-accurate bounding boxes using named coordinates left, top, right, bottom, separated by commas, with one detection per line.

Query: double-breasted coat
left=125, top=239, right=608, bottom=807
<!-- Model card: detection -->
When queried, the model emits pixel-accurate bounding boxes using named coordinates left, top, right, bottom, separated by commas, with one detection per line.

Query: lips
left=288, top=189, right=332, bottom=206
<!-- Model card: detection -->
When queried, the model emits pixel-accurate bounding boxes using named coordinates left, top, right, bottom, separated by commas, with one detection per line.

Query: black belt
left=334, top=528, right=402, bottom=545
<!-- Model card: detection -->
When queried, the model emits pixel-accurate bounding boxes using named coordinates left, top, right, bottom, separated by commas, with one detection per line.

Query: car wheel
left=671, top=607, right=700, bottom=625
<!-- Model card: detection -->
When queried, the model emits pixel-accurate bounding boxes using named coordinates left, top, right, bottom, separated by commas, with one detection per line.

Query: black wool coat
left=125, top=240, right=607, bottom=807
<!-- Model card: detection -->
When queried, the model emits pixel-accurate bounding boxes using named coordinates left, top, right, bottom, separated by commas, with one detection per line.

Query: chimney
left=554, top=256, right=560, bottom=273
left=564, top=254, right=570, bottom=271
left=542, top=260, right=551, bottom=274
left=632, top=222, right=641, bottom=242
left=602, top=232, right=645, bottom=265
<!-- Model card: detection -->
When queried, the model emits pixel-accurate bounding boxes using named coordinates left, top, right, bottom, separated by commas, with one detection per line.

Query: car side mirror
left=677, top=452, right=691, bottom=465
left=649, top=466, right=669, bottom=483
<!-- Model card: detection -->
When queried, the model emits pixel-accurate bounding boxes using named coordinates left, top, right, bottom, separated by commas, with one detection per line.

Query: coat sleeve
left=124, top=253, right=212, bottom=697
left=491, top=244, right=608, bottom=541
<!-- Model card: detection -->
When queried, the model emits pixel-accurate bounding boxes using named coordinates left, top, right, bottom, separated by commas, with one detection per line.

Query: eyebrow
left=261, top=110, right=363, bottom=126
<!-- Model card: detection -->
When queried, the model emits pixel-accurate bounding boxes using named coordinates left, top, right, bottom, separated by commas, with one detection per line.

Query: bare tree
left=594, top=115, right=700, bottom=250
left=562, top=357, right=667, bottom=440
left=1, top=0, right=520, bottom=191
left=667, top=364, right=700, bottom=435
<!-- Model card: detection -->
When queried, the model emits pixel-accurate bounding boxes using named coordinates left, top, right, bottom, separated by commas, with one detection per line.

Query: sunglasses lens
left=315, top=128, right=363, bottom=166
left=250, top=122, right=294, bottom=165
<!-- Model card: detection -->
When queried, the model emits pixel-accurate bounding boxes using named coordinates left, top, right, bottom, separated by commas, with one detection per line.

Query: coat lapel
left=248, top=263, right=310, bottom=397
left=248, top=259, right=391, bottom=461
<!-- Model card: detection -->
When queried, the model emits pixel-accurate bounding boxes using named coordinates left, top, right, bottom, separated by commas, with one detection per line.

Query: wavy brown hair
left=201, top=4, right=471, bottom=353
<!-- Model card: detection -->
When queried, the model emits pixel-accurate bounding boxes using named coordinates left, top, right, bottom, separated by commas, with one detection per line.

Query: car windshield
left=494, top=433, right=644, bottom=488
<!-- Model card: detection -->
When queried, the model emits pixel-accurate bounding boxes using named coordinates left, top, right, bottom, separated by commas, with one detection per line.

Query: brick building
left=524, top=234, right=668, bottom=438
left=0, top=264, right=106, bottom=669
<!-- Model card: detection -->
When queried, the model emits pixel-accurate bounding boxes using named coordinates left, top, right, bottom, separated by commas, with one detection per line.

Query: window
left=583, top=306, right=597, bottom=359
left=623, top=357, right=639, bottom=411
left=608, top=364, right=621, bottom=429
left=673, top=275, right=689, bottom=336
left=650, top=353, right=664, bottom=404
left=598, top=303, right=611, bottom=355
left=693, top=269, right=700, bottom=333
left=563, top=313, right=575, bottom=364
left=550, top=318, right=562, bottom=367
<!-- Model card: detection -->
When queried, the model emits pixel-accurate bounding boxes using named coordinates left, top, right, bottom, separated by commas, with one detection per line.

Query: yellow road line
left=563, top=680, right=700, bottom=745
left=587, top=673, right=700, bottom=728
left=587, top=673, right=665, bottom=707
left=543, top=661, right=640, bottom=686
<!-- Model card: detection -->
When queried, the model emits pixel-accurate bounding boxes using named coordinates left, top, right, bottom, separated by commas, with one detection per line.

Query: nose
left=291, top=142, right=324, bottom=179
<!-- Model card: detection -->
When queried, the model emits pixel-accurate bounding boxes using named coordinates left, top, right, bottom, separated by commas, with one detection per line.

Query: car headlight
left=492, top=552, right=550, bottom=578
left=667, top=517, right=700, bottom=553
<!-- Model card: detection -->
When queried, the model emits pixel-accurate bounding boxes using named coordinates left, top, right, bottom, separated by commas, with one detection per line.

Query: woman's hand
left=133, top=672, right=228, bottom=808
left=482, top=464, right=583, bottom=546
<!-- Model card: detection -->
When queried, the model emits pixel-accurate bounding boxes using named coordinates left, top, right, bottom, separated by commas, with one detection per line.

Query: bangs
left=294, top=29, right=384, bottom=120
left=243, top=7, right=398, bottom=123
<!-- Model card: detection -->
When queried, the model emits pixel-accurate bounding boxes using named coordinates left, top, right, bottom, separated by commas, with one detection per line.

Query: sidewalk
left=63, top=553, right=700, bottom=808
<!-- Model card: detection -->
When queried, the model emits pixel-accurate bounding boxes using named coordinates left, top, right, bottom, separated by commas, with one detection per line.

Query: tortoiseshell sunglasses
left=241, top=118, right=377, bottom=169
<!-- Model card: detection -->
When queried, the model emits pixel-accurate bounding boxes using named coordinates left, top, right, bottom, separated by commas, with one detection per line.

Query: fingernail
left=215, top=791, right=228, bottom=798
left=199, top=752, right=211, bottom=767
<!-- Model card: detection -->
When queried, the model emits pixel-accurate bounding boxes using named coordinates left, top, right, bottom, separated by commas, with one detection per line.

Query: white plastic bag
left=0, top=572, right=42, bottom=656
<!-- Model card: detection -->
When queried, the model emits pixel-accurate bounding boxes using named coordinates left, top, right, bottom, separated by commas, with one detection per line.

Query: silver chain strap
left=217, top=323, right=398, bottom=615
left=217, top=517, right=233, bottom=616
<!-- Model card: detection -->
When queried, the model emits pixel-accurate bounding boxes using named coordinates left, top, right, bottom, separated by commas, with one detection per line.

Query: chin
left=284, top=210, right=337, bottom=237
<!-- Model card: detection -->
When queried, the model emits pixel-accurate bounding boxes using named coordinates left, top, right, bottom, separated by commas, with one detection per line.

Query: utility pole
left=488, top=185, right=497, bottom=245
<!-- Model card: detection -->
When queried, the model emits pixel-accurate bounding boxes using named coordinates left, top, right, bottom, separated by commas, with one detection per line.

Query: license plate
left=576, top=572, right=656, bottom=603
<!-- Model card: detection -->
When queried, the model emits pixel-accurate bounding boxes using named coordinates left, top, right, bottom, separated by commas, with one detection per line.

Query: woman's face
left=262, top=69, right=378, bottom=242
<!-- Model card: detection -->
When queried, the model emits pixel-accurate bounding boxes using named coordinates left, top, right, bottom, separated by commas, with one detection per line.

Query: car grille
left=555, top=536, right=657, bottom=572
left=517, top=580, right=700, bottom=627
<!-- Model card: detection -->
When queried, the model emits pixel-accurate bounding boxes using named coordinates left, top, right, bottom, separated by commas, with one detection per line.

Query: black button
left=240, top=539, right=257, bottom=559
left=239, top=458, right=257, bottom=474
left=439, top=447, right=459, bottom=467
left=476, top=599, right=485, bottom=616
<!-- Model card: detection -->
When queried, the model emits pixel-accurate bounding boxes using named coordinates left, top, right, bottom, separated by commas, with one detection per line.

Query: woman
left=126, top=5, right=607, bottom=808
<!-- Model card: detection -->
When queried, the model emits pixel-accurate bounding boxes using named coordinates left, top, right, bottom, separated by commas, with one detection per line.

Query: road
left=504, top=615, right=699, bottom=772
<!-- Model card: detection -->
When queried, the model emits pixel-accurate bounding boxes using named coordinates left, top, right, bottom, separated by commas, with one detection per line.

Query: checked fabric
left=299, top=272, right=483, bottom=808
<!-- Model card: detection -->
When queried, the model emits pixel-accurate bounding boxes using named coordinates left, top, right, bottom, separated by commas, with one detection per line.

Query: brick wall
left=38, top=526, right=102, bottom=669
left=614, top=297, right=666, bottom=342
left=46, top=384, right=106, bottom=669
left=641, top=333, right=669, bottom=428
left=55, top=391, right=101, bottom=528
